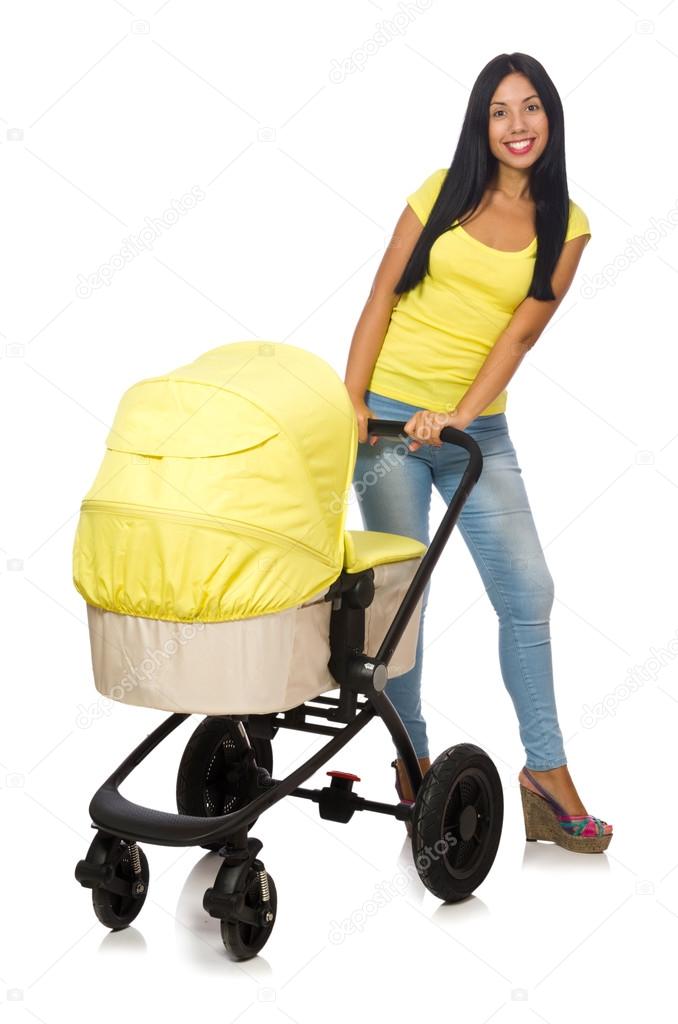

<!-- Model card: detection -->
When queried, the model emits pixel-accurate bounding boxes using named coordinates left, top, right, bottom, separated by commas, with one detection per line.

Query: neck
left=490, top=165, right=532, bottom=201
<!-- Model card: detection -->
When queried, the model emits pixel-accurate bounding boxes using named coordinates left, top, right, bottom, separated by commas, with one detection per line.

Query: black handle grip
left=366, top=417, right=482, bottom=470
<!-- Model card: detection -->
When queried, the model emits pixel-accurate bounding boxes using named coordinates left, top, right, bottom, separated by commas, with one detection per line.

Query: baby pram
left=72, top=340, right=503, bottom=960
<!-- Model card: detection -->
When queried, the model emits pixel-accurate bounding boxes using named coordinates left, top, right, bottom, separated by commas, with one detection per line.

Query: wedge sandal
left=520, top=766, right=613, bottom=854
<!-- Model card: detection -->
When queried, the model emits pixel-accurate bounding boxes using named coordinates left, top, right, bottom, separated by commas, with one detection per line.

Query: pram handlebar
left=362, top=418, right=483, bottom=670
left=366, top=418, right=482, bottom=459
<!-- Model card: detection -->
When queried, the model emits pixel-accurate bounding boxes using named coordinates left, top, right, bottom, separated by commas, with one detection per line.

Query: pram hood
left=73, top=341, right=359, bottom=622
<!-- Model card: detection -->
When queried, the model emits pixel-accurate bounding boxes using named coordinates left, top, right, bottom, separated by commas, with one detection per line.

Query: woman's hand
left=350, top=395, right=379, bottom=445
left=403, top=408, right=470, bottom=451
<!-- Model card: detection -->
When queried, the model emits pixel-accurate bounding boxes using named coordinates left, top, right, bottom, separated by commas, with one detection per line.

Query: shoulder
left=565, top=199, right=591, bottom=244
left=406, top=167, right=447, bottom=224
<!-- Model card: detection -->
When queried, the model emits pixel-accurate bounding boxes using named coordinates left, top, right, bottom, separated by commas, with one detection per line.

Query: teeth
left=507, top=139, right=532, bottom=150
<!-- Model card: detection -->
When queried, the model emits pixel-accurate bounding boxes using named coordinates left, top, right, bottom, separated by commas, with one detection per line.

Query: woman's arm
left=344, top=204, right=424, bottom=400
left=453, top=233, right=591, bottom=425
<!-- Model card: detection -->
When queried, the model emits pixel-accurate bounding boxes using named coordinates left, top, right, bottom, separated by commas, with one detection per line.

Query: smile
left=504, top=138, right=535, bottom=155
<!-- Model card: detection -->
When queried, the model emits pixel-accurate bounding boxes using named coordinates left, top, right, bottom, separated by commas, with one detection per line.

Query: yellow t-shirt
left=368, top=167, right=592, bottom=416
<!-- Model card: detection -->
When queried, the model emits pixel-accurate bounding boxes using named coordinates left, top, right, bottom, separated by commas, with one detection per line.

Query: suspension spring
left=258, top=868, right=270, bottom=903
left=128, top=841, right=142, bottom=876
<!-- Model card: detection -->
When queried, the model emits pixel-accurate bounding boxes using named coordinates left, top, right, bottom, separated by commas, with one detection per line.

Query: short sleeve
left=565, top=201, right=591, bottom=243
left=406, top=168, right=447, bottom=225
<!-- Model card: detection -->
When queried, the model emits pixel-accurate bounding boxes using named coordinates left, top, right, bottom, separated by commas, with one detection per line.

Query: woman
left=343, top=52, right=612, bottom=853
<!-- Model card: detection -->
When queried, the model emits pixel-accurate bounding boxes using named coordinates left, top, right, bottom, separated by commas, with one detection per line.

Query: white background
left=2, top=0, right=677, bottom=1019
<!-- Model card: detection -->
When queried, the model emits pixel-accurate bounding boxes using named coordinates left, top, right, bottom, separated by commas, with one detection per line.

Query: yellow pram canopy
left=73, top=340, right=359, bottom=623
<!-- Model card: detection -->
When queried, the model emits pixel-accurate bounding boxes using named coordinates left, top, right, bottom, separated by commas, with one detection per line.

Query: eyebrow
left=490, top=94, right=539, bottom=106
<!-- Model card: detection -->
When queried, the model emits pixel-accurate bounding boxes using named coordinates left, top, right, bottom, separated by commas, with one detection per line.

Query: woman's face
left=487, top=72, right=549, bottom=170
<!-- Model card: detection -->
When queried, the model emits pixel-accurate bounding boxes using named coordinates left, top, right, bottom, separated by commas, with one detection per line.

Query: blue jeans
left=352, top=389, right=567, bottom=772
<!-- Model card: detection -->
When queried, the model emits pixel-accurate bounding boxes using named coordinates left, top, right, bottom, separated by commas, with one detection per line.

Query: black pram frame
left=74, top=419, right=504, bottom=961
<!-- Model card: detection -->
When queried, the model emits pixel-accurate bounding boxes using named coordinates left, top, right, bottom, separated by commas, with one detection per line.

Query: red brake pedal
left=326, top=770, right=361, bottom=782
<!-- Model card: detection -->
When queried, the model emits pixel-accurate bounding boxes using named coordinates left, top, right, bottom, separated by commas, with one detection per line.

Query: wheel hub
left=459, top=803, right=479, bottom=842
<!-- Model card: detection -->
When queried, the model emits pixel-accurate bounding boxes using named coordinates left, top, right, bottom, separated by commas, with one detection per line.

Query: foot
left=393, top=756, right=432, bottom=803
left=518, top=765, right=589, bottom=817
left=519, top=765, right=613, bottom=847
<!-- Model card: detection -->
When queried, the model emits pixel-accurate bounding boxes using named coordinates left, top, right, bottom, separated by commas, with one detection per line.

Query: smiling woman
left=344, top=51, right=611, bottom=855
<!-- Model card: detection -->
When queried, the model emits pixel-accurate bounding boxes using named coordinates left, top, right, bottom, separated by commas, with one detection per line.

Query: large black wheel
left=220, top=866, right=277, bottom=960
left=87, top=834, right=149, bottom=930
left=176, top=717, right=273, bottom=850
left=411, top=743, right=503, bottom=902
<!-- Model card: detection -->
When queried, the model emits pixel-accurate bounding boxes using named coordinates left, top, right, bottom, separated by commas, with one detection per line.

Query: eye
left=491, top=103, right=540, bottom=117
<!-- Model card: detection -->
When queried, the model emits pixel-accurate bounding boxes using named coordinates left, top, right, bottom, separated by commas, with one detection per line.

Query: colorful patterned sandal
left=519, top=766, right=613, bottom=854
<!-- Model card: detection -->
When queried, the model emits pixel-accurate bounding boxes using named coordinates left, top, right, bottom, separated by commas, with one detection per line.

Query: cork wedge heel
left=520, top=767, right=613, bottom=854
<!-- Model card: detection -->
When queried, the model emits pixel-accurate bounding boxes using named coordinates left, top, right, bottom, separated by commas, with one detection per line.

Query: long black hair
left=395, top=52, right=569, bottom=302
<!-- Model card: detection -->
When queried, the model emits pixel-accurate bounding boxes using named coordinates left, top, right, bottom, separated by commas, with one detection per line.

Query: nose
left=510, top=119, right=528, bottom=134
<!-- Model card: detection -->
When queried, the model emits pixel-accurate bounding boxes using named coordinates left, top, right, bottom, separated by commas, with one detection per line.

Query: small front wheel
left=220, top=866, right=277, bottom=960
left=411, top=743, right=503, bottom=902
left=87, top=834, right=149, bottom=930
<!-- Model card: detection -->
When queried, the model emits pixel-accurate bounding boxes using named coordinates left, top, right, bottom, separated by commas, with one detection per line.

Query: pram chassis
left=75, top=418, right=501, bottom=957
